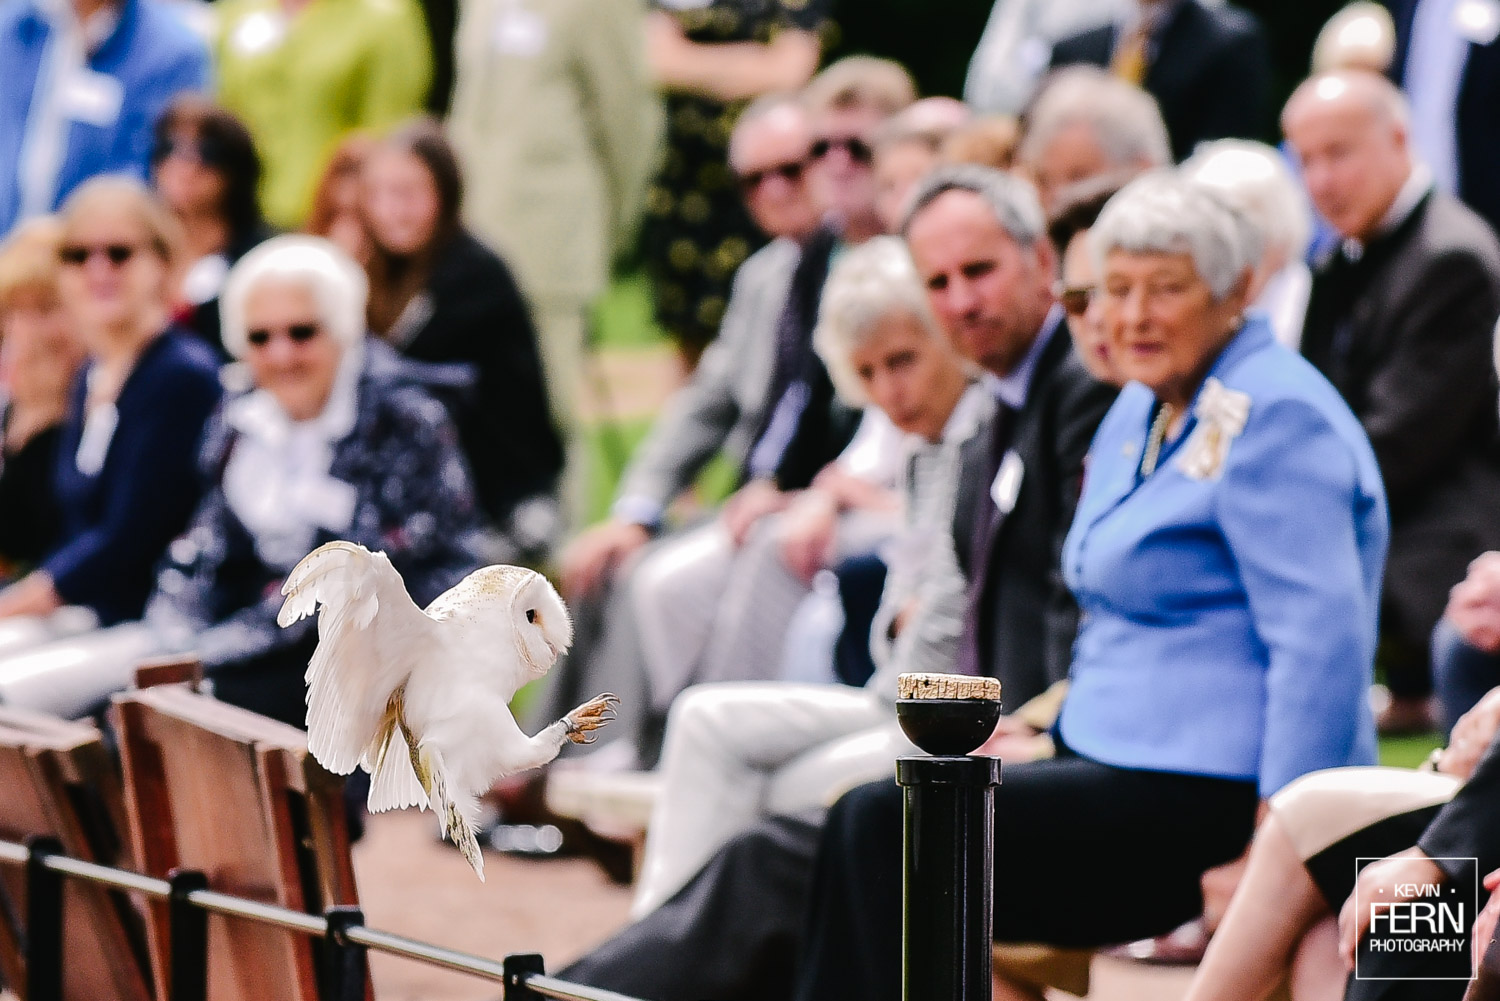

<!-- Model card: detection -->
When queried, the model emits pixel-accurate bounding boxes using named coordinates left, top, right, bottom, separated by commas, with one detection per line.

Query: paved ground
left=353, top=810, right=1196, bottom=1001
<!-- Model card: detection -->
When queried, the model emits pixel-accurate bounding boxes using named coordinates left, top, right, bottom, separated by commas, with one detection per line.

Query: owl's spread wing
left=278, top=541, right=436, bottom=776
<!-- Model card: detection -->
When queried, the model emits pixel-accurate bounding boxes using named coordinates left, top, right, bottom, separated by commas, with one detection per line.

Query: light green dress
left=213, top=0, right=432, bottom=228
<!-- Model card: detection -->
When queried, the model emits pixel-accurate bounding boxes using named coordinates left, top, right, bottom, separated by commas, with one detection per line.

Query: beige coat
left=448, top=0, right=662, bottom=304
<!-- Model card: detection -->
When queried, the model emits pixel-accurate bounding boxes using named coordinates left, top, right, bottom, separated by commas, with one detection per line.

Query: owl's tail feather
left=423, top=746, right=486, bottom=882
left=363, top=690, right=427, bottom=813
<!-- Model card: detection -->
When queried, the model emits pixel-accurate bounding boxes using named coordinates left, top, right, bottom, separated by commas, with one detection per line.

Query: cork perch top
left=897, top=673, right=1002, bottom=701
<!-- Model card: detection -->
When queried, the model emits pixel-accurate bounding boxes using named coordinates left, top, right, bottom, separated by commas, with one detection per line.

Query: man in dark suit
left=910, top=167, right=1118, bottom=711
left=1049, top=0, right=1274, bottom=160
left=554, top=165, right=1114, bottom=1001
left=1383, top=0, right=1500, bottom=237
left=1285, top=69, right=1500, bottom=732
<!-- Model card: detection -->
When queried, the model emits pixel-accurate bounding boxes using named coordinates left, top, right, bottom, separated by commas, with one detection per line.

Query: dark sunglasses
left=246, top=323, right=321, bottom=348
left=151, top=135, right=226, bottom=167
left=1055, top=283, right=1094, bottom=318
left=809, top=135, right=874, bottom=166
left=738, top=158, right=807, bottom=193
left=59, top=243, right=140, bottom=267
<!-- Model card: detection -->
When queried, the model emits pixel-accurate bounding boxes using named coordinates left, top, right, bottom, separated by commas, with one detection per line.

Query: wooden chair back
left=112, top=683, right=361, bottom=1001
left=0, top=707, right=152, bottom=1001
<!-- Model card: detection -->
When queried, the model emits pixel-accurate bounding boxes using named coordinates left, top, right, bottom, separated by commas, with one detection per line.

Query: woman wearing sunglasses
left=0, top=235, right=485, bottom=725
left=151, top=95, right=275, bottom=357
left=0, top=178, right=221, bottom=639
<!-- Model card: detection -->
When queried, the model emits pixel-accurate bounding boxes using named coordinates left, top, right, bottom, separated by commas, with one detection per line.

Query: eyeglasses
left=809, top=135, right=874, bottom=166
left=59, top=243, right=141, bottom=267
left=1054, top=282, right=1094, bottom=318
left=152, top=135, right=226, bottom=167
left=245, top=323, right=321, bottom=348
left=737, top=159, right=807, bottom=194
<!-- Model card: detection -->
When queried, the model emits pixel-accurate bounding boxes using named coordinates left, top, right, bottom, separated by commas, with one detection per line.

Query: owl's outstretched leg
left=402, top=731, right=485, bottom=880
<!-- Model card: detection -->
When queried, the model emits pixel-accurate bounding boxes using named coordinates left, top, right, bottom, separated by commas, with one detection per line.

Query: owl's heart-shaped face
left=509, top=572, right=573, bottom=676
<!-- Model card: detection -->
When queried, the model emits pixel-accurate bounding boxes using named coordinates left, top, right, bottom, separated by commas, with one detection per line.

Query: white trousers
left=630, top=511, right=894, bottom=713
left=0, top=620, right=160, bottom=718
left=630, top=681, right=914, bottom=918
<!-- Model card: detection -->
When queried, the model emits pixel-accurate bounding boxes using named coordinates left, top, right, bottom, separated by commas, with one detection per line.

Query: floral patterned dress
left=645, top=0, right=829, bottom=354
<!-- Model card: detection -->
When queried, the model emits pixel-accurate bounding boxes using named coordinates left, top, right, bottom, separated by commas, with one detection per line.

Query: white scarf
left=221, top=343, right=363, bottom=570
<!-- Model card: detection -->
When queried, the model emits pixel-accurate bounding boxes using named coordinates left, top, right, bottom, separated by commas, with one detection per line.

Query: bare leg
left=1288, top=915, right=1344, bottom=1001
left=1182, top=813, right=1332, bottom=1001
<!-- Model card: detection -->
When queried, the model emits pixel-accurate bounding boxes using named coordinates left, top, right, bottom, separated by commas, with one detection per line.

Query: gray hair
left=1182, top=140, right=1313, bottom=267
left=900, top=164, right=1046, bottom=246
left=220, top=235, right=368, bottom=359
left=1017, top=67, right=1172, bottom=172
left=814, top=236, right=948, bottom=407
left=1091, top=171, right=1253, bottom=301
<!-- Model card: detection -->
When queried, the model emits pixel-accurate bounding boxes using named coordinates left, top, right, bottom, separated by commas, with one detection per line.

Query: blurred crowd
left=4, top=0, right=1500, bottom=995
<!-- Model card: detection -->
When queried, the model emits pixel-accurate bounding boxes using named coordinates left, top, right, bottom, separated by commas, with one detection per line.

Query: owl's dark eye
left=526, top=609, right=537, bottom=624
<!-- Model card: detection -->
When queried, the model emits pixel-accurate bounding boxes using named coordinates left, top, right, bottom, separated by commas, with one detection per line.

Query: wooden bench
left=0, top=707, right=152, bottom=1001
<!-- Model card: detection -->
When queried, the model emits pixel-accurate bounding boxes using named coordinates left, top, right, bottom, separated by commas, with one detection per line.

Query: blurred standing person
left=1286, top=70, right=1500, bottom=733
left=212, top=0, right=430, bottom=229
left=305, top=135, right=375, bottom=265
left=447, top=0, right=659, bottom=523
left=643, top=0, right=829, bottom=367
left=0, top=0, right=209, bottom=234
left=362, top=118, right=563, bottom=560
left=964, top=0, right=1126, bottom=114
left=151, top=96, right=273, bottom=357
left=1049, top=0, right=1273, bottom=160
left=1014, top=67, right=1170, bottom=213
left=0, top=219, right=84, bottom=572
left=1383, top=0, right=1500, bottom=236
left=0, top=177, right=220, bottom=630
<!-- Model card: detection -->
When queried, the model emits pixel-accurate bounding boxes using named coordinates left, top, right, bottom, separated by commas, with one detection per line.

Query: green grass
left=591, top=270, right=668, bottom=351
left=582, top=271, right=738, bottom=523
left=1378, top=732, right=1444, bottom=769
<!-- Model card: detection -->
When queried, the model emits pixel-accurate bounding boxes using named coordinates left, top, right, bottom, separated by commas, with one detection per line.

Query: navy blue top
left=45, top=330, right=221, bottom=624
left=1060, top=318, right=1388, bottom=796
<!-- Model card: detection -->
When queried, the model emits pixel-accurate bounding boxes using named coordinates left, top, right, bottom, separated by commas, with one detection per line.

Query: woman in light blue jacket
left=791, top=171, right=1390, bottom=1001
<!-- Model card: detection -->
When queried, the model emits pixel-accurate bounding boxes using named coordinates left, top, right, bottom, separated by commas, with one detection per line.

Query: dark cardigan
left=384, top=229, right=563, bottom=525
left=44, top=331, right=222, bottom=624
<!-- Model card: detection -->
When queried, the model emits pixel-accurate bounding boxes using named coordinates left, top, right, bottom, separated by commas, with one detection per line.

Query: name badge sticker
left=991, top=450, right=1024, bottom=515
left=1455, top=0, right=1500, bottom=45
left=59, top=68, right=123, bottom=128
left=493, top=5, right=548, bottom=55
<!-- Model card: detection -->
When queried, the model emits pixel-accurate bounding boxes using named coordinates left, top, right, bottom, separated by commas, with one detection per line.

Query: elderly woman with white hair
left=792, top=172, right=1391, bottom=1001
left=0, top=235, right=484, bottom=726
left=1183, top=139, right=1315, bottom=349
left=623, top=235, right=992, bottom=919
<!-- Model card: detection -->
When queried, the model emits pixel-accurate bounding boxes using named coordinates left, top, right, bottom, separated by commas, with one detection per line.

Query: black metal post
left=25, top=836, right=65, bottom=1001
left=168, top=869, right=210, bottom=1001
left=896, top=754, right=1000, bottom=1001
left=503, top=953, right=547, bottom=1000
left=322, top=905, right=368, bottom=1001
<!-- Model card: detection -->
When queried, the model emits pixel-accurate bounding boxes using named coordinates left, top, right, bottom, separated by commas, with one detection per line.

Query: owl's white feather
left=278, top=541, right=615, bottom=880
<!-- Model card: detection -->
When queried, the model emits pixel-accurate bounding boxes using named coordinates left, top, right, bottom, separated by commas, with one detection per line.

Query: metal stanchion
left=504, top=953, right=547, bottom=1000
left=24, top=836, right=65, bottom=1001
left=894, top=673, right=1004, bottom=1001
left=322, top=905, right=369, bottom=1001
left=168, top=869, right=210, bottom=1001
left=897, top=755, right=1000, bottom=1001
